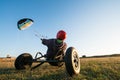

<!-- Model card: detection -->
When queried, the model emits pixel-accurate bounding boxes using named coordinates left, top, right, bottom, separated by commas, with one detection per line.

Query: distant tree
left=6, top=54, right=11, bottom=58
left=82, top=55, right=86, bottom=58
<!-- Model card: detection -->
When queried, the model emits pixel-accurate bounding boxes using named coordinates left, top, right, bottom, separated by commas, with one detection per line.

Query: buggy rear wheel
left=65, top=47, right=80, bottom=77
left=14, top=53, right=33, bottom=70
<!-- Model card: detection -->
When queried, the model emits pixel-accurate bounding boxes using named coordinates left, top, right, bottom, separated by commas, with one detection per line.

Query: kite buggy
left=14, top=18, right=80, bottom=77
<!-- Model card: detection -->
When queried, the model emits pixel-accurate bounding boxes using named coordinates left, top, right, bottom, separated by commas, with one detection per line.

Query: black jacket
left=42, top=38, right=67, bottom=58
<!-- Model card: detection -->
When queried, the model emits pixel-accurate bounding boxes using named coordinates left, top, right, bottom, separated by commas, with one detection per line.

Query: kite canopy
left=17, top=18, right=34, bottom=30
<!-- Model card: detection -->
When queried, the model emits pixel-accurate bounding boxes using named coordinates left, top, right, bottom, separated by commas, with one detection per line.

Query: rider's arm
left=41, top=39, right=49, bottom=46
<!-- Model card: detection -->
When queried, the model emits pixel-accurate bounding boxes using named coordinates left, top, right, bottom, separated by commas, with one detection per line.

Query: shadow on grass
left=0, top=67, right=81, bottom=80
left=38, top=72, right=74, bottom=80
left=0, top=68, right=16, bottom=74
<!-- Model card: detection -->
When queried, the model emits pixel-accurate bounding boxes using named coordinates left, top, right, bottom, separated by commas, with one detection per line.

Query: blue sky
left=1, top=0, right=120, bottom=57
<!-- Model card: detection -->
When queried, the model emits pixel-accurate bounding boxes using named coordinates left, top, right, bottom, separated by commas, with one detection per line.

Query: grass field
left=0, top=57, right=120, bottom=80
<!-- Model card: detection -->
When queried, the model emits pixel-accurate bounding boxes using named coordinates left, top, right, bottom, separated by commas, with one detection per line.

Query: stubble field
left=0, top=56, right=120, bottom=80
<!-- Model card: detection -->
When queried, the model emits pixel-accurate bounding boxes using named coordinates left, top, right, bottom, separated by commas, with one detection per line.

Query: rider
left=41, top=30, right=67, bottom=59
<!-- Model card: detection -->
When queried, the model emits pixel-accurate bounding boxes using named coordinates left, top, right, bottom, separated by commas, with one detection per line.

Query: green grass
left=0, top=57, right=120, bottom=80
left=80, top=57, right=120, bottom=80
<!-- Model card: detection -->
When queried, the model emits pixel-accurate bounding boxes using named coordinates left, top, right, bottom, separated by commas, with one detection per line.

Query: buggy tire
left=65, top=47, right=80, bottom=77
left=14, top=53, right=33, bottom=70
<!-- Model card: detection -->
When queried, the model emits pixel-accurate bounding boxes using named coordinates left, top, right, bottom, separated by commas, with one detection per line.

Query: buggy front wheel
left=65, top=47, right=80, bottom=77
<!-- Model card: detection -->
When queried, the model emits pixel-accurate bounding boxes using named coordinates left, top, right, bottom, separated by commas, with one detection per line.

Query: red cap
left=56, top=30, right=66, bottom=40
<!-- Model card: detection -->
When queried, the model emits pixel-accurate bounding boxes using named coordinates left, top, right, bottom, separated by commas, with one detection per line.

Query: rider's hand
left=41, top=38, right=43, bottom=41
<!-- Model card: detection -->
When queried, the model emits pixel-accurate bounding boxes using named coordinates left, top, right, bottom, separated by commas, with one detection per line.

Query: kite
left=17, top=18, right=34, bottom=30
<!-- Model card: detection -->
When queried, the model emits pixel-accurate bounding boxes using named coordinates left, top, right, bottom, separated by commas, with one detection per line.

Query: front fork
left=31, top=52, right=65, bottom=70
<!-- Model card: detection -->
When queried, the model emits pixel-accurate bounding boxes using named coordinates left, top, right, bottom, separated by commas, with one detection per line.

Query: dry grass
left=0, top=57, right=120, bottom=80
left=80, top=57, right=120, bottom=80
